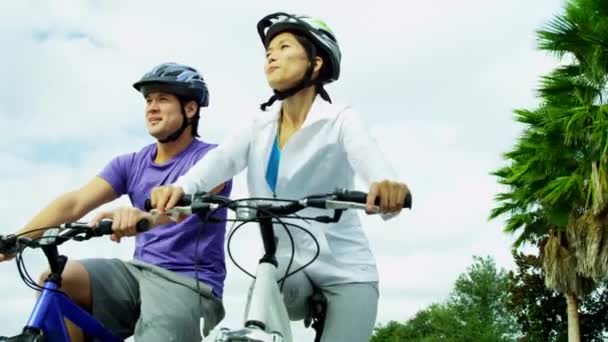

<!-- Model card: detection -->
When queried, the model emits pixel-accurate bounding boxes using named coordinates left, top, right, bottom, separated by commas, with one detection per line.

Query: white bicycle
left=146, top=189, right=412, bottom=342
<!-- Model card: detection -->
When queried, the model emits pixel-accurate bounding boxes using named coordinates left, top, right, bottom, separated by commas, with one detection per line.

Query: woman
left=151, top=12, right=411, bottom=341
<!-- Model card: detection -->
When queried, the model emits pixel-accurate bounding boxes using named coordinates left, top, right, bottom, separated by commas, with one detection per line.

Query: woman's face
left=264, top=32, right=319, bottom=91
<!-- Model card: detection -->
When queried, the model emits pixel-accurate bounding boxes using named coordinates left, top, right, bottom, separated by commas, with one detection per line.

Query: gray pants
left=80, top=258, right=224, bottom=342
left=250, top=266, right=379, bottom=342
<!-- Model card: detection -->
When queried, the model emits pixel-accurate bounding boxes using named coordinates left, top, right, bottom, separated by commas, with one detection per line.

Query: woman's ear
left=313, top=56, right=324, bottom=74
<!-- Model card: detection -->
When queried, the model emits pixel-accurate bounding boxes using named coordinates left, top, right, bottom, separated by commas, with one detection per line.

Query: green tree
left=507, top=246, right=608, bottom=341
left=506, top=247, right=568, bottom=341
left=448, top=256, right=518, bottom=340
left=490, top=1, right=608, bottom=340
left=371, top=256, right=518, bottom=342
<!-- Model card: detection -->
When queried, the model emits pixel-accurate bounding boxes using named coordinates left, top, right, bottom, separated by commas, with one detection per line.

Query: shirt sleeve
left=339, top=108, right=404, bottom=220
left=339, top=107, right=399, bottom=184
left=174, top=123, right=253, bottom=194
left=98, top=154, right=133, bottom=196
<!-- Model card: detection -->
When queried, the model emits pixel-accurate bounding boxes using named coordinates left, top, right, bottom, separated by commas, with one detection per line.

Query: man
left=0, top=62, right=231, bottom=341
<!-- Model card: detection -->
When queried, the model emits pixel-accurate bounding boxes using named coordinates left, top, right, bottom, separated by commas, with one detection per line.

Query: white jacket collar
left=257, top=96, right=348, bottom=129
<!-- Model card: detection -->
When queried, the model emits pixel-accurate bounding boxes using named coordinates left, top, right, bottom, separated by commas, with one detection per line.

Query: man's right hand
left=0, top=234, right=20, bottom=263
left=0, top=253, right=14, bottom=263
left=150, top=185, right=185, bottom=213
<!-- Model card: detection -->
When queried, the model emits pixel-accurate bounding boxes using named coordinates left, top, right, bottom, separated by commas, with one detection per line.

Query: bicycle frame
left=246, top=261, right=292, bottom=338
left=213, top=210, right=293, bottom=342
left=17, top=280, right=122, bottom=342
left=175, top=190, right=411, bottom=341
left=2, top=236, right=122, bottom=342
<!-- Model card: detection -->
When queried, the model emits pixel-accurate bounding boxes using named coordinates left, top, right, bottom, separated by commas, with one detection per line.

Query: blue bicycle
left=0, top=220, right=148, bottom=342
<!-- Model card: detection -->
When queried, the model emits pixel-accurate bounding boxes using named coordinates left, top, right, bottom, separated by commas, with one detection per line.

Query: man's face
left=144, top=91, right=184, bottom=139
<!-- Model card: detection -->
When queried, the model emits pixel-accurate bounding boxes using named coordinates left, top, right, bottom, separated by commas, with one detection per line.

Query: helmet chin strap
left=158, top=110, right=191, bottom=144
left=260, top=65, right=315, bottom=111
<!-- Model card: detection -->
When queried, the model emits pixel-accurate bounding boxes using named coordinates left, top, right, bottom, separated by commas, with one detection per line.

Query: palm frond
left=512, top=215, right=548, bottom=248
left=538, top=15, right=581, bottom=58
left=538, top=174, right=583, bottom=206
left=490, top=0, right=608, bottom=296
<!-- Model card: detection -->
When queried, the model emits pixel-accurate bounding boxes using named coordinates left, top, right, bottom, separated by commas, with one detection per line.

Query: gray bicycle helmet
left=133, top=62, right=209, bottom=143
left=257, top=12, right=341, bottom=110
left=133, top=62, right=209, bottom=107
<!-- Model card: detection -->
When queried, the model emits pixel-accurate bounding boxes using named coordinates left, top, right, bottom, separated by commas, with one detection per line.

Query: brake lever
left=314, top=209, right=344, bottom=223
left=0, top=234, right=33, bottom=258
left=75, top=230, right=96, bottom=241
left=0, top=234, right=18, bottom=256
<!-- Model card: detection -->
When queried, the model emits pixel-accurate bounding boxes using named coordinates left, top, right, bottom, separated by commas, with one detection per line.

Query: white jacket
left=175, top=97, right=399, bottom=285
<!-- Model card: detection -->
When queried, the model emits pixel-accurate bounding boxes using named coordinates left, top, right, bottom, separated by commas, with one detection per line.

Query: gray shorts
left=80, top=258, right=224, bottom=342
left=285, top=278, right=378, bottom=342
left=248, top=264, right=379, bottom=342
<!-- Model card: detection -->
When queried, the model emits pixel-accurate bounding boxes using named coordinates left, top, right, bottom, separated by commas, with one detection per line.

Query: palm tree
left=490, top=1, right=608, bottom=340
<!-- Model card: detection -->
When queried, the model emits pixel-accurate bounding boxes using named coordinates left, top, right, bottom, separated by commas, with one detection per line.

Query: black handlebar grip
left=337, top=190, right=384, bottom=206
left=338, top=190, right=369, bottom=204
left=136, top=219, right=150, bottom=232
left=338, top=189, right=413, bottom=209
left=96, top=221, right=114, bottom=236
left=95, top=219, right=150, bottom=236
left=144, top=199, right=153, bottom=212
left=175, top=195, right=192, bottom=207
left=0, top=235, right=19, bottom=257
left=404, top=192, right=412, bottom=209
left=144, top=195, right=193, bottom=212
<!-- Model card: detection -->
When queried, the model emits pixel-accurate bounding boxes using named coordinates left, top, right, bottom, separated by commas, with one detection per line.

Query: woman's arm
left=340, top=108, right=411, bottom=214
left=152, top=122, right=254, bottom=212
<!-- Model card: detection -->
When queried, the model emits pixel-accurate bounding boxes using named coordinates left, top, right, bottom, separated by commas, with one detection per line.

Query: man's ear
left=185, top=100, right=198, bottom=119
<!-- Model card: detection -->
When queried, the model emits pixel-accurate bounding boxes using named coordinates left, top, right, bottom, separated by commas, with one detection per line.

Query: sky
left=0, top=0, right=566, bottom=340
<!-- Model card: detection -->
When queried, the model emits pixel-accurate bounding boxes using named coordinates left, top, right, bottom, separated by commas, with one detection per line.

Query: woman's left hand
left=366, top=180, right=411, bottom=214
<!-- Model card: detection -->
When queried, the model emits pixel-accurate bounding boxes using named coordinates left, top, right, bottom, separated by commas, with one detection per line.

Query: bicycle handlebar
left=143, top=188, right=412, bottom=217
left=140, top=189, right=412, bottom=284
left=0, top=219, right=149, bottom=256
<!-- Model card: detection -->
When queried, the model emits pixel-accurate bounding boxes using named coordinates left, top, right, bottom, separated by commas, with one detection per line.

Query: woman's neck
left=280, top=86, right=317, bottom=129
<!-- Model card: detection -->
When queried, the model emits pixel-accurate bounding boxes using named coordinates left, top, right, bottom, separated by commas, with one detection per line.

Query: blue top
left=265, top=134, right=281, bottom=193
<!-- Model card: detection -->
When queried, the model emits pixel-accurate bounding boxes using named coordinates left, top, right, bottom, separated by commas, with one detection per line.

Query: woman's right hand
left=89, top=207, right=155, bottom=243
left=150, top=185, right=185, bottom=213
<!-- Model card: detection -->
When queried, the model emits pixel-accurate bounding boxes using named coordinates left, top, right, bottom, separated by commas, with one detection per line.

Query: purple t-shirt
left=99, top=139, right=232, bottom=298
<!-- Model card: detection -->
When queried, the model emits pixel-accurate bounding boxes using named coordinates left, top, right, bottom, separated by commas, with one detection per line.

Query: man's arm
left=17, top=176, right=119, bottom=239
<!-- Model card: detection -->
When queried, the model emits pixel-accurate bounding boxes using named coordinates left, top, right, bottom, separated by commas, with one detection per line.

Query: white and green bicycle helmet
left=257, top=12, right=342, bottom=110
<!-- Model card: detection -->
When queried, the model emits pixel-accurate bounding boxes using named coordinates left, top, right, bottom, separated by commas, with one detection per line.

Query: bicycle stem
left=258, top=211, right=278, bottom=267
left=41, top=244, right=68, bottom=286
